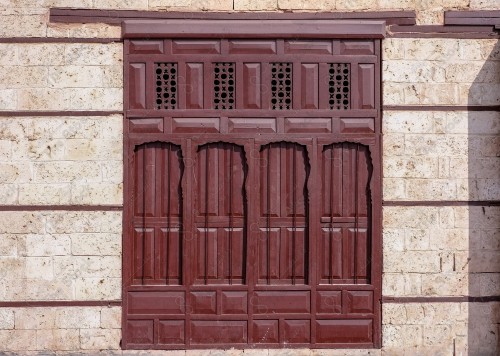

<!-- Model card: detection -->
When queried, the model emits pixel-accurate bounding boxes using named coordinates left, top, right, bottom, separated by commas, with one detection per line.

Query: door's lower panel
left=123, top=287, right=377, bottom=348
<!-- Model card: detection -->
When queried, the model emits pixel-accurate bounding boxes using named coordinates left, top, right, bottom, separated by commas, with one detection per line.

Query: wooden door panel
left=124, top=33, right=381, bottom=349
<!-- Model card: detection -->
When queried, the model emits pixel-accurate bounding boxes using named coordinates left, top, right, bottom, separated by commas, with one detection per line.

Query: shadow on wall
left=468, top=39, right=500, bottom=356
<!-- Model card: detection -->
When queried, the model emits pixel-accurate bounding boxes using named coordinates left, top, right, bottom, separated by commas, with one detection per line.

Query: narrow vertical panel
left=321, top=145, right=343, bottom=219
left=348, top=228, right=368, bottom=280
left=224, top=227, right=245, bottom=283
left=320, top=228, right=342, bottom=282
left=159, top=228, right=181, bottom=284
left=357, top=146, right=370, bottom=218
left=359, top=64, right=375, bottom=109
left=301, top=64, right=319, bottom=109
left=129, top=63, right=146, bottom=109
left=133, top=228, right=154, bottom=281
left=160, top=145, right=183, bottom=218
left=143, top=146, right=157, bottom=217
left=258, top=228, right=280, bottom=282
left=285, top=227, right=306, bottom=281
left=222, top=145, right=246, bottom=217
left=242, top=63, right=261, bottom=109
left=260, top=145, right=280, bottom=217
left=196, top=228, right=218, bottom=283
left=197, top=146, right=219, bottom=217
left=185, top=63, right=204, bottom=109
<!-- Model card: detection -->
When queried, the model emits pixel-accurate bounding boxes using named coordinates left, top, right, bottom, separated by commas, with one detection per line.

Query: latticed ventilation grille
left=271, top=62, right=292, bottom=110
left=155, top=63, right=177, bottom=109
left=213, top=62, right=235, bottom=109
left=329, top=63, right=350, bottom=110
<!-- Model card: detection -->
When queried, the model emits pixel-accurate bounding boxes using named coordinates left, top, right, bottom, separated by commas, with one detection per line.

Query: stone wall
left=0, top=0, right=499, bottom=354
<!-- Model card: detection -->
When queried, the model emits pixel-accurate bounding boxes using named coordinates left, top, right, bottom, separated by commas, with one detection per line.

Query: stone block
left=384, top=251, right=441, bottom=273
left=64, top=43, right=122, bottom=66
left=429, top=228, right=468, bottom=251
left=55, top=308, right=101, bottom=329
left=71, top=233, right=121, bottom=256
left=48, top=65, right=122, bottom=88
left=383, top=273, right=422, bottom=296
left=71, top=182, right=123, bottom=205
left=100, top=307, right=121, bottom=329
left=0, top=211, right=45, bottom=234
left=405, top=179, right=457, bottom=200
left=0, top=329, right=37, bottom=351
left=0, top=66, right=48, bottom=89
left=53, top=255, right=121, bottom=279
left=0, top=234, right=17, bottom=257
left=0, top=89, right=17, bottom=110
left=79, top=328, right=121, bottom=350
left=461, top=83, right=500, bottom=106
left=95, top=0, right=148, bottom=10
left=2, top=279, right=73, bottom=301
left=405, top=229, right=430, bottom=250
left=382, top=325, right=423, bottom=347
left=278, top=0, right=336, bottom=10
left=0, top=44, right=18, bottom=65
left=404, top=39, right=460, bottom=61
left=25, top=256, right=54, bottom=280
left=14, top=308, right=57, bottom=330
left=383, top=60, right=445, bottom=83
left=36, top=328, right=80, bottom=351
left=45, top=211, right=122, bottom=234
left=0, top=309, right=14, bottom=329
left=75, top=277, right=121, bottom=300
left=47, top=23, right=121, bottom=38
left=0, top=13, right=46, bottom=38
left=383, top=156, right=439, bottom=178
left=18, top=183, right=71, bottom=205
left=24, top=234, right=70, bottom=257
left=18, top=44, right=65, bottom=66
left=383, top=111, right=434, bottom=134
left=383, top=228, right=405, bottom=252
left=234, top=0, right=277, bottom=10
left=383, top=207, right=439, bottom=229
left=421, top=273, right=468, bottom=296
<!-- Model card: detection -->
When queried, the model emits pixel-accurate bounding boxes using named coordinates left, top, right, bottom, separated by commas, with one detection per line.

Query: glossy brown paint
left=123, top=21, right=382, bottom=350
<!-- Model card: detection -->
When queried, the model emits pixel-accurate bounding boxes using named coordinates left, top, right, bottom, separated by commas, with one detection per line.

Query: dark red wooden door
left=123, top=20, right=382, bottom=349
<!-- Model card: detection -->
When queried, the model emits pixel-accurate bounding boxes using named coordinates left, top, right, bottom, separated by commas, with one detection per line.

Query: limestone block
left=100, top=307, right=121, bottom=329
left=79, top=328, right=121, bottom=350
left=383, top=111, right=434, bottom=134
left=0, top=330, right=37, bottom=351
left=0, top=13, right=46, bottom=38
left=0, top=89, right=17, bottom=110
left=55, top=308, right=100, bottom=329
left=149, top=0, right=233, bottom=10
left=0, top=211, right=45, bottom=234
left=14, top=308, right=57, bottom=330
left=471, top=229, right=500, bottom=250
left=36, top=328, right=80, bottom=351
left=68, top=87, right=123, bottom=110
left=26, top=256, right=54, bottom=280
left=381, top=82, right=405, bottom=105
left=383, top=273, right=422, bottom=296
left=406, top=179, right=457, bottom=200
left=336, top=0, right=374, bottom=10
left=405, top=229, right=430, bottom=250
left=12, top=139, right=66, bottom=161
left=18, top=183, right=72, bottom=204
left=70, top=233, right=121, bottom=256
left=2, top=279, right=73, bottom=301
left=278, top=0, right=336, bottom=10
left=234, top=0, right=277, bottom=10
left=470, top=135, right=500, bottom=157
left=383, top=178, right=406, bottom=200
left=18, top=44, right=65, bottom=66
left=461, top=83, right=500, bottom=105
left=382, top=325, right=423, bottom=347
left=429, top=228, right=468, bottom=251
left=384, top=251, right=441, bottom=273
left=379, top=0, right=416, bottom=9
left=383, top=228, right=405, bottom=252
left=0, top=139, right=12, bottom=161
left=47, top=23, right=121, bottom=38
left=101, top=161, right=123, bottom=184
left=404, top=134, right=468, bottom=156
left=438, top=157, right=450, bottom=178
left=383, top=60, right=445, bottom=83
left=64, top=138, right=122, bottom=161
left=0, top=234, right=17, bottom=256
left=0, top=44, right=18, bottom=65
left=75, top=277, right=121, bottom=300
left=383, top=156, right=439, bottom=178
left=480, top=39, right=500, bottom=60
left=421, top=273, right=468, bottom=296
left=45, top=211, right=122, bottom=234
left=64, top=43, right=122, bottom=66
left=17, top=88, right=71, bottom=110
left=48, top=65, right=123, bottom=88
left=34, top=161, right=102, bottom=183
left=404, top=39, right=460, bottom=61
left=0, top=162, right=32, bottom=183
left=383, top=134, right=405, bottom=156
left=382, top=38, right=405, bottom=60
left=446, top=61, right=500, bottom=83
left=53, top=255, right=121, bottom=279
left=383, top=207, right=439, bottom=229
left=95, top=0, right=148, bottom=9
left=71, top=182, right=123, bottom=205
left=0, top=309, right=14, bottom=329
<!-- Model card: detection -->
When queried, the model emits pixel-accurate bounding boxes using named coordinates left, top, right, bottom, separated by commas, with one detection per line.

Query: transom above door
left=123, top=18, right=383, bottom=350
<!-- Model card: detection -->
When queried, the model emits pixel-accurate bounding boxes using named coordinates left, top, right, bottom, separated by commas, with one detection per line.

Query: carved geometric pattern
left=213, top=62, right=235, bottom=109
left=271, top=63, right=292, bottom=110
left=155, top=63, right=177, bottom=109
left=328, top=63, right=350, bottom=110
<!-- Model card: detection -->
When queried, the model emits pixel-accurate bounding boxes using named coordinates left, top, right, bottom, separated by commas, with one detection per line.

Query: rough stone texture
left=383, top=206, right=500, bottom=298
left=0, top=210, right=122, bottom=301
left=0, top=43, right=123, bottom=111
left=383, top=110, right=500, bottom=201
left=0, top=115, right=123, bottom=205
left=383, top=39, right=500, bottom=106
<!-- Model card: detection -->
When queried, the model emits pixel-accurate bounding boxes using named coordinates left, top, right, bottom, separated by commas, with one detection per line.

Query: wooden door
left=123, top=19, right=382, bottom=349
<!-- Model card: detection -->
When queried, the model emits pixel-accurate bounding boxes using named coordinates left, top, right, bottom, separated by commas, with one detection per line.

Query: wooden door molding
left=123, top=19, right=383, bottom=350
